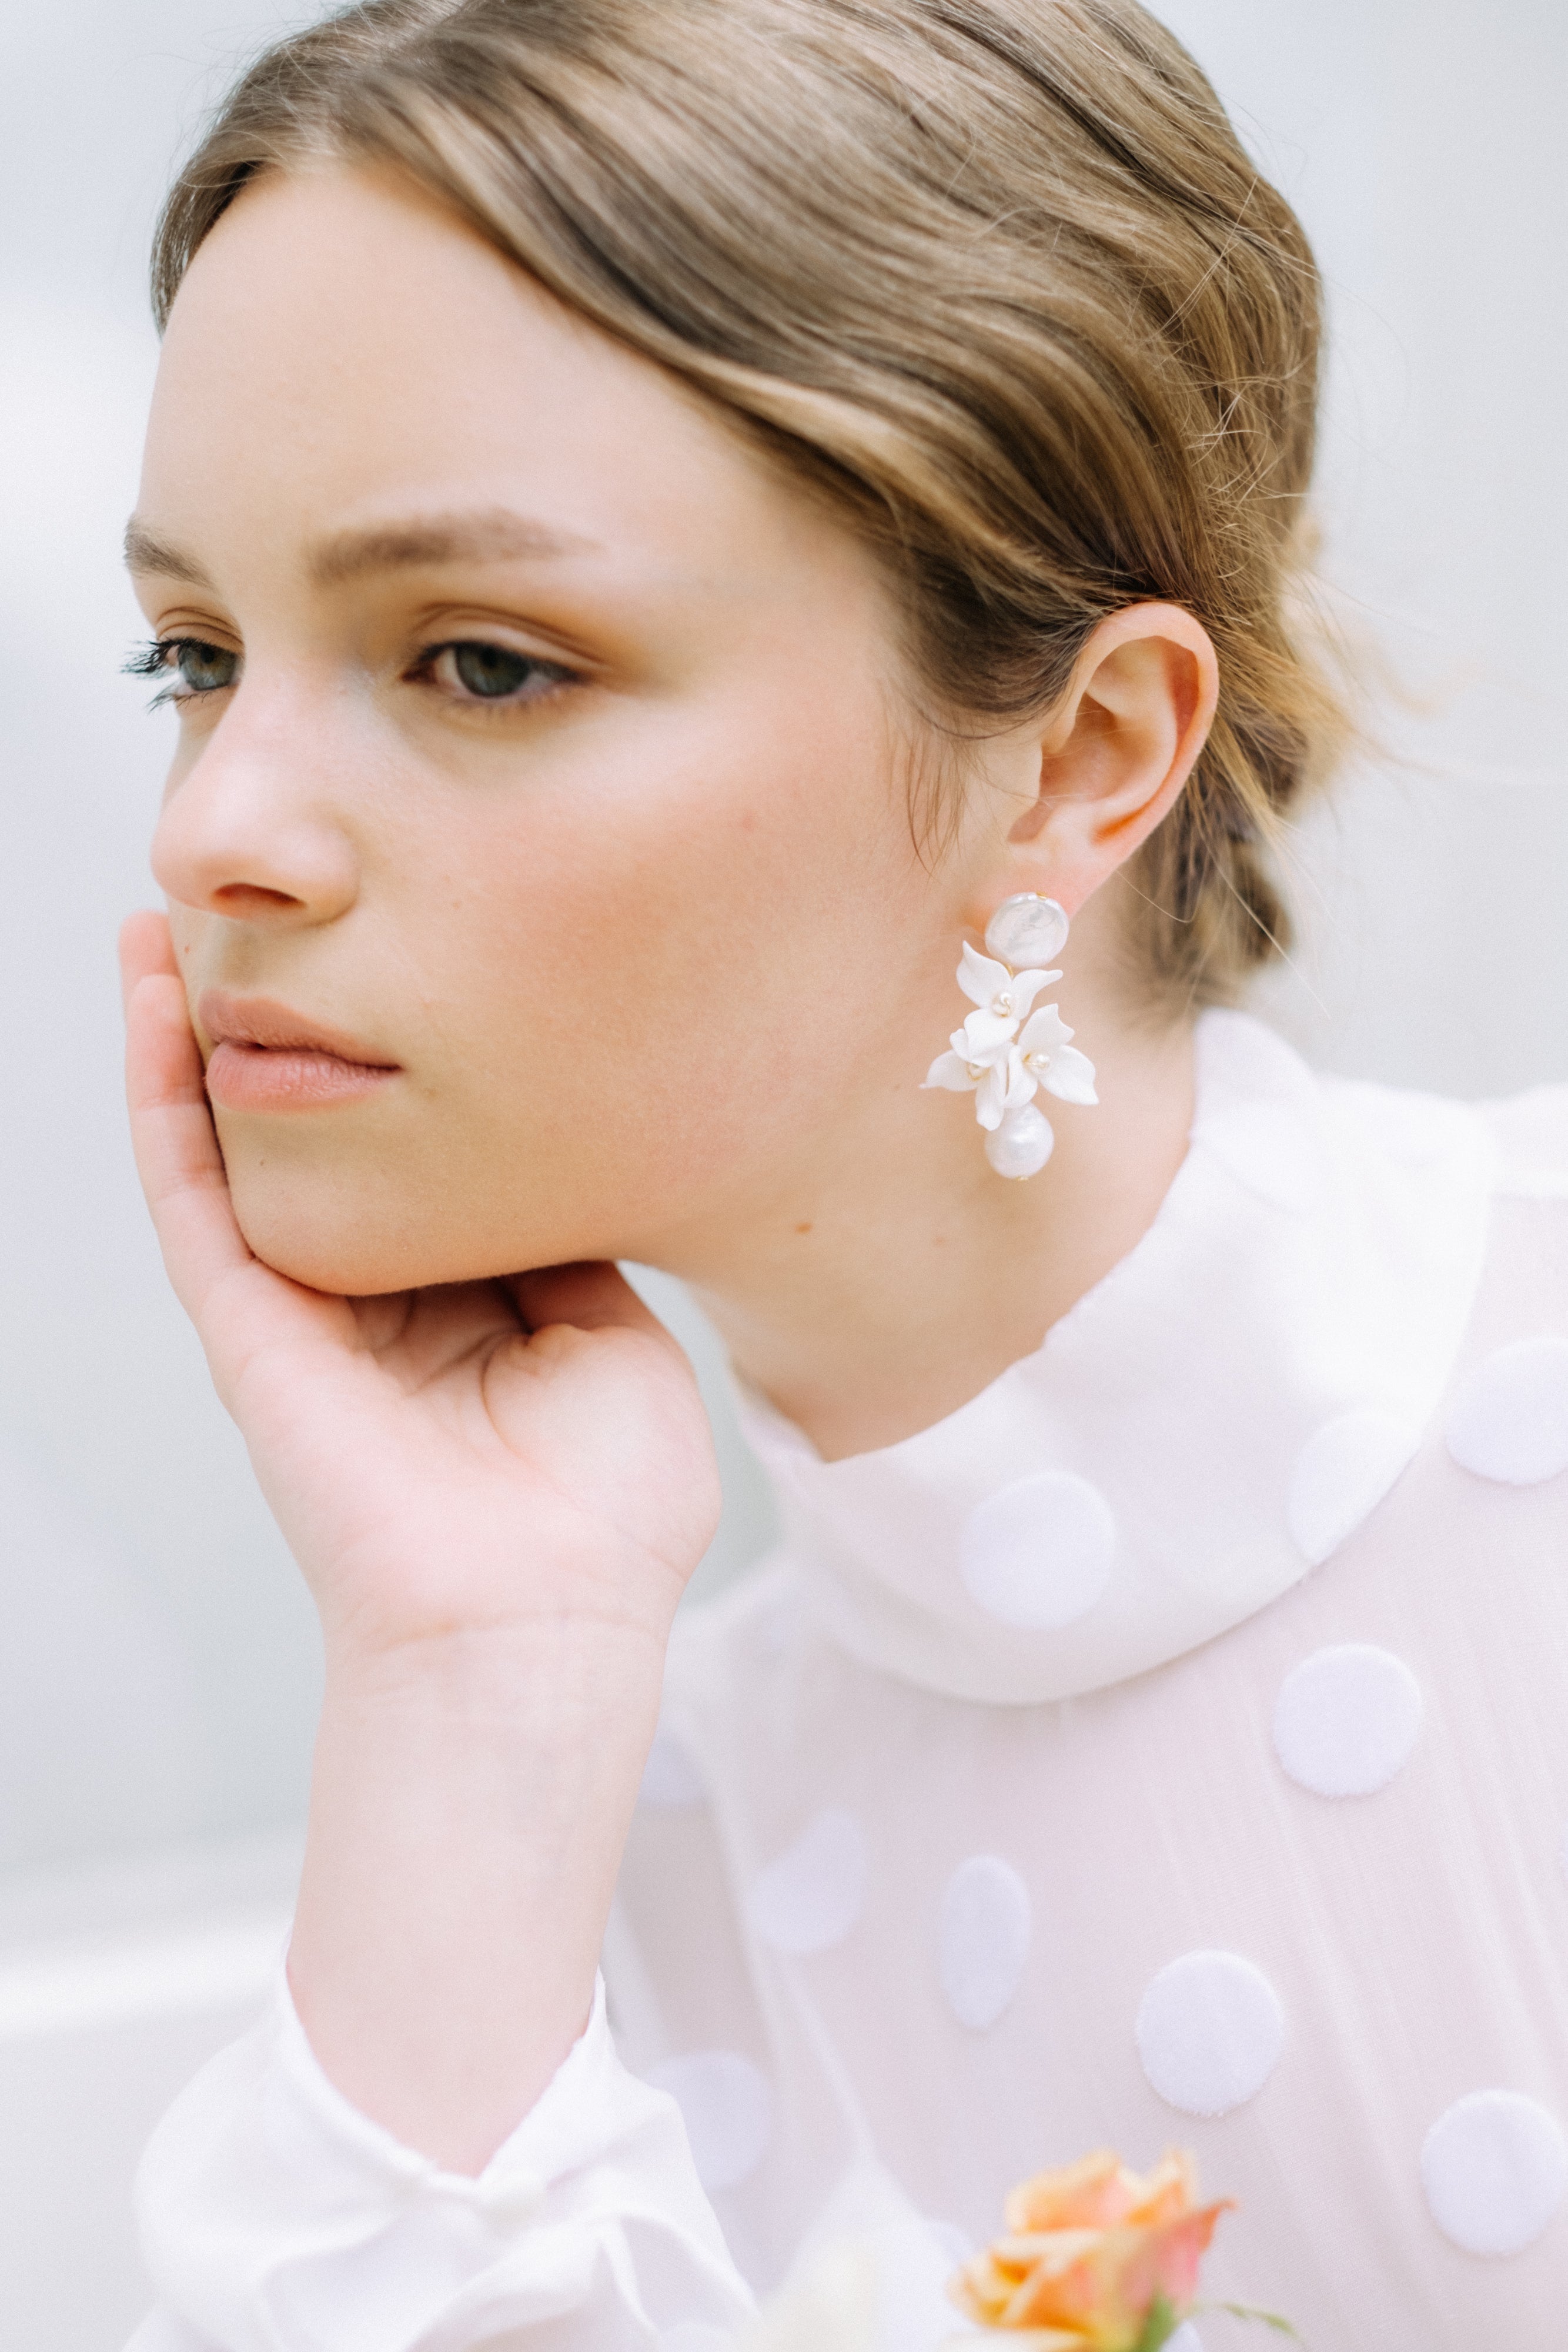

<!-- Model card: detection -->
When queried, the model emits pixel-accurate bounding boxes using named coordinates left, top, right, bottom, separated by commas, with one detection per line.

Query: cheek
left=406, top=701, right=918, bottom=1201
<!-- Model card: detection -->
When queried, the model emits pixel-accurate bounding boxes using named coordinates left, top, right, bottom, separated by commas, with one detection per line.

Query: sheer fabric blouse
left=129, top=1013, right=1568, bottom=2350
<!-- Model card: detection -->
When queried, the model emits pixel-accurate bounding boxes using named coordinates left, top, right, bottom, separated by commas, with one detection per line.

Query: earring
left=922, top=894, right=1098, bottom=1179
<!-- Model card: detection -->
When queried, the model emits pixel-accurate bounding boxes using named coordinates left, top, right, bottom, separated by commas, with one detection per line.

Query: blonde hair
left=153, top=0, right=1346, bottom=1007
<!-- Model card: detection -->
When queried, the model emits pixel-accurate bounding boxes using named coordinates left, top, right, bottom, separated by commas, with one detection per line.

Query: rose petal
left=1006, top=2149, right=1136, bottom=2234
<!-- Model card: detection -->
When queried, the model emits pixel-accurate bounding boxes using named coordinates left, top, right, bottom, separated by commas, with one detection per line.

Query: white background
left=0, top=0, right=1563, bottom=2331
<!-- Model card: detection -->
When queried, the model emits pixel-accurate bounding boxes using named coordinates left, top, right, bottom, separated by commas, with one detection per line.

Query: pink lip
left=198, top=990, right=400, bottom=1114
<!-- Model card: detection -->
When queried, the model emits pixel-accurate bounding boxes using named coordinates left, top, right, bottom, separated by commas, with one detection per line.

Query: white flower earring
left=922, top=894, right=1098, bottom=1179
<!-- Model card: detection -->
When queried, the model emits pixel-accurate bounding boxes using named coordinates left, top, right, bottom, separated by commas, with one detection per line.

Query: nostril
left=211, top=883, right=305, bottom=914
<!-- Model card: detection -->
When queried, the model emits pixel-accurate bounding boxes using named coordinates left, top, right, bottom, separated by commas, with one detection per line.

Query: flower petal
left=1040, top=1044, right=1099, bottom=1105
left=1017, top=1003, right=1072, bottom=1057
left=962, top=1008, right=1018, bottom=1060
left=975, top=1060, right=1009, bottom=1129
left=958, top=941, right=1011, bottom=1008
left=924, top=1050, right=977, bottom=1093
left=1003, top=1050, right=1039, bottom=1109
left=1008, top=967, right=1064, bottom=1020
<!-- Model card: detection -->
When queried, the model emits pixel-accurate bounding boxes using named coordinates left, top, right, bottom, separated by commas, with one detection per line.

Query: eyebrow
left=309, top=509, right=594, bottom=587
left=123, top=520, right=214, bottom=586
left=122, top=507, right=595, bottom=592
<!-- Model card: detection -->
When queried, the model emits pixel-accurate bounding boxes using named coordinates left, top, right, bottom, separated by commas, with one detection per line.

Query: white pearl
left=984, top=1102, right=1054, bottom=1179
left=984, top=893, right=1069, bottom=966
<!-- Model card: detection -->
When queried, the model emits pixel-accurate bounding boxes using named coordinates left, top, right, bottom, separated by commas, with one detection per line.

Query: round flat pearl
left=648, top=2050, right=775, bottom=2193
left=1135, top=1949, right=1286, bottom=2117
left=1421, top=2090, right=1568, bottom=2255
left=959, top=1471, right=1116, bottom=1631
left=983, top=894, right=1069, bottom=967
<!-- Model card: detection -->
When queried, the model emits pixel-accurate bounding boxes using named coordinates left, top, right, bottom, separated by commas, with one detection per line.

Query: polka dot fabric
left=139, top=1025, right=1568, bottom=2352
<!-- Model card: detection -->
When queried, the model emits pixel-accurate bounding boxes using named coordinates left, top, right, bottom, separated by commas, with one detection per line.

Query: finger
left=506, top=1260, right=684, bottom=1355
left=124, top=963, right=254, bottom=1317
left=119, top=909, right=177, bottom=1013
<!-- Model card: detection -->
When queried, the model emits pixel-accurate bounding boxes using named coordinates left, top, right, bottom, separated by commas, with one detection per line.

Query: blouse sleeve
left=126, top=1970, right=757, bottom=2352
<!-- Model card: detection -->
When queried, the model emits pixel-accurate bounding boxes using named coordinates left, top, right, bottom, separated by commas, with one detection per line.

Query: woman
left=119, top=0, right=1568, bottom=2343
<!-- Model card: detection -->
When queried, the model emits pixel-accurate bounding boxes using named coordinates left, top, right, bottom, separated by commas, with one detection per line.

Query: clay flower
left=947, top=2149, right=1232, bottom=2351
left=924, top=944, right=1064, bottom=1132
left=1012, top=1003, right=1099, bottom=1108
left=925, top=946, right=1098, bottom=1138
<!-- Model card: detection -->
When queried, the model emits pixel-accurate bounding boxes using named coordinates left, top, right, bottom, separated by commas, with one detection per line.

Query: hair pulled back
left=153, top=0, right=1345, bottom=1007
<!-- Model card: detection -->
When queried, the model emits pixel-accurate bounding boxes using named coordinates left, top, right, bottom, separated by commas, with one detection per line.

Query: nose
left=151, top=686, right=361, bottom=928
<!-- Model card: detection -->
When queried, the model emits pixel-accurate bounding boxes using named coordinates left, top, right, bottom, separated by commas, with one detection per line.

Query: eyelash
left=122, top=637, right=579, bottom=715
left=122, top=637, right=229, bottom=712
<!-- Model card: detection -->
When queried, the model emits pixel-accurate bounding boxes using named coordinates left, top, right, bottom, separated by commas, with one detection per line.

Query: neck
left=638, top=927, right=1198, bottom=1461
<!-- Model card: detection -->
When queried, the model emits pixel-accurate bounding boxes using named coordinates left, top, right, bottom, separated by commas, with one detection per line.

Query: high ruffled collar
left=732, top=1012, right=1497, bottom=1705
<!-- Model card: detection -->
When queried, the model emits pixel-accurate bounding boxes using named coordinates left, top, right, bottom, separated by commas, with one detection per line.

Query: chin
left=225, top=1164, right=513, bottom=1298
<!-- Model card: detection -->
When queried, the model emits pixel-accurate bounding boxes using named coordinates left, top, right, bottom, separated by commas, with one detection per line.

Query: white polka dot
left=648, top=2050, right=774, bottom=2192
left=747, top=1808, right=867, bottom=1955
left=1421, top=2090, right=1568, bottom=2255
left=1196, top=1104, right=1320, bottom=1214
left=1136, top=1950, right=1286, bottom=2117
left=1166, top=2327, right=1205, bottom=2352
left=1272, top=1644, right=1424, bottom=1798
left=638, top=1726, right=705, bottom=1810
left=1445, top=1337, right=1568, bottom=1486
left=939, top=1854, right=1032, bottom=2030
left=1285, top=1411, right=1422, bottom=1565
left=959, top=1474, right=1115, bottom=1631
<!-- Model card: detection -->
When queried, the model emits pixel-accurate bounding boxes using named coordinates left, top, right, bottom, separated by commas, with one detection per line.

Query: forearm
left=288, top=1609, right=666, bottom=2173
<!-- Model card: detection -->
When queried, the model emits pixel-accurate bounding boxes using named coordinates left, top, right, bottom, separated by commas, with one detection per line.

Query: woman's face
left=132, top=166, right=996, bottom=1293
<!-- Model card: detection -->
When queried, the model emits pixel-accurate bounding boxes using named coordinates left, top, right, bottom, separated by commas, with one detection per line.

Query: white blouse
left=128, top=1011, right=1568, bottom=2350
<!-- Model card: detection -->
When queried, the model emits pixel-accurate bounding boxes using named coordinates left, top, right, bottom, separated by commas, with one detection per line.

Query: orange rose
left=948, top=2149, right=1232, bottom=2351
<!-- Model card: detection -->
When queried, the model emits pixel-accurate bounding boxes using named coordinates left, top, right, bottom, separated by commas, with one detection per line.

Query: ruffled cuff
left=133, top=1970, right=753, bottom=2352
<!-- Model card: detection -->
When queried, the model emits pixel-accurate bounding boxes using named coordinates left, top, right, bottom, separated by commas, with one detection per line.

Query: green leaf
left=1195, top=2301, right=1307, bottom=2343
left=1132, top=2298, right=1183, bottom=2352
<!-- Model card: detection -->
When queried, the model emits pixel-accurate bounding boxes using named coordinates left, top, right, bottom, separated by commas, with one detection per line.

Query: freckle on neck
left=794, top=1221, right=813, bottom=1235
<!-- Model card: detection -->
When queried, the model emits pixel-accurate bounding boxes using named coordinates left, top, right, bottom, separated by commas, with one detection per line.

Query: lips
left=198, top=989, right=400, bottom=1114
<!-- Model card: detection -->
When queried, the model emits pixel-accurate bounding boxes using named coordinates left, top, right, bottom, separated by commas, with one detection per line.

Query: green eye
left=124, top=636, right=242, bottom=707
left=173, top=640, right=239, bottom=693
left=447, top=642, right=549, bottom=699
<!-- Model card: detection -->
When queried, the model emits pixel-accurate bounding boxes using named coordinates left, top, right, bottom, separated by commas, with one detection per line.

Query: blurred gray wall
left=0, top=0, right=1563, bottom=1882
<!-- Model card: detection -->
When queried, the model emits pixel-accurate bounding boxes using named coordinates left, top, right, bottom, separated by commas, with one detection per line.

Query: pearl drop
left=985, top=1102, right=1054, bottom=1178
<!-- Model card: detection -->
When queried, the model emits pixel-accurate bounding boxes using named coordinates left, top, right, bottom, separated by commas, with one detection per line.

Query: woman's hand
left=120, top=910, right=720, bottom=1663
left=121, top=910, right=721, bottom=2168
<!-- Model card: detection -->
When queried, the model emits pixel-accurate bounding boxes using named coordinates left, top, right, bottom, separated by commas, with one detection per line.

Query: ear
left=967, top=603, right=1218, bottom=924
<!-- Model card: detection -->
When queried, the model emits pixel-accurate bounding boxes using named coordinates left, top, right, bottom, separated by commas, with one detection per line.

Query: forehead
left=140, top=164, right=781, bottom=573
